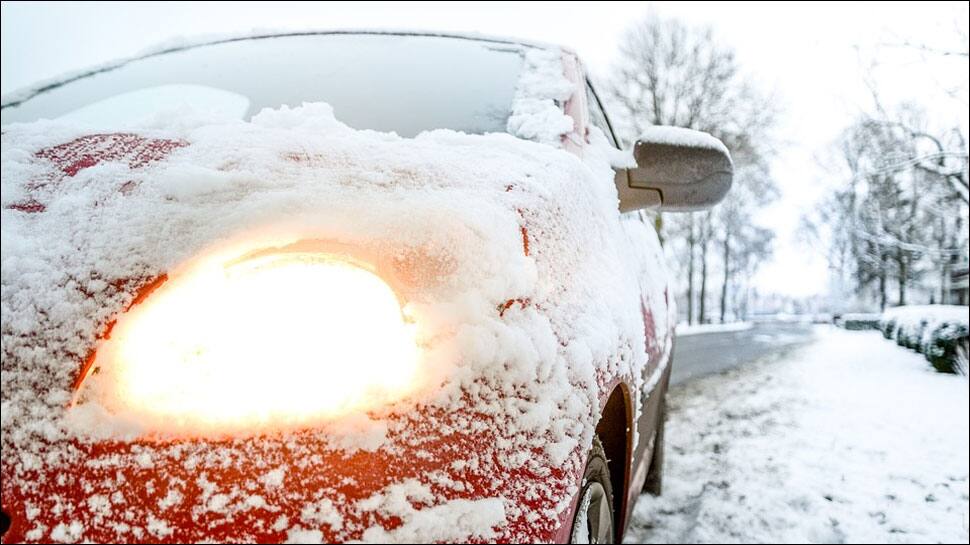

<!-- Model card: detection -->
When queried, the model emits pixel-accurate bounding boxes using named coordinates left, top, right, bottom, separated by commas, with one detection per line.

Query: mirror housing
left=616, top=126, right=733, bottom=213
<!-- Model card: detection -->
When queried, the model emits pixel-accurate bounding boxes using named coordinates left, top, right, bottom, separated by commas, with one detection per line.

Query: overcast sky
left=3, top=1, right=967, bottom=298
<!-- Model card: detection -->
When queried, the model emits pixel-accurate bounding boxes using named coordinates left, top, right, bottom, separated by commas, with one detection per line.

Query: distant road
left=670, top=321, right=816, bottom=385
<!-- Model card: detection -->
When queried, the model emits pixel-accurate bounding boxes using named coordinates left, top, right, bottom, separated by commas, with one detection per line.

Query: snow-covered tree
left=806, top=20, right=970, bottom=310
left=606, top=13, right=779, bottom=323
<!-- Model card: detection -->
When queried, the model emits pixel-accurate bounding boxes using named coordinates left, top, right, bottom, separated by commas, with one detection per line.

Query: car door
left=585, top=77, right=673, bottom=502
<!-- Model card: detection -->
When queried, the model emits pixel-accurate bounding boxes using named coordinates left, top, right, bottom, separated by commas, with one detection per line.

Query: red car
left=0, top=31, right=731, bottom=543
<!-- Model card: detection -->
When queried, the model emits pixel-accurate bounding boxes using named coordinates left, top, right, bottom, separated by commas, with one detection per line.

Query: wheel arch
left=594, top=382, right=634, bottom=536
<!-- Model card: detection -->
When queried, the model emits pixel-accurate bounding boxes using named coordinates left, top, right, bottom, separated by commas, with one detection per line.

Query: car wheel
left=570, top=436, right=615, bottom=544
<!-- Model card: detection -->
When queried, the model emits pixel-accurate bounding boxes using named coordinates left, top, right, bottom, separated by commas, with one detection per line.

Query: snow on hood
left=0, top=49, right=662, bottom=542
left=3, top=100, right=621, bottom=432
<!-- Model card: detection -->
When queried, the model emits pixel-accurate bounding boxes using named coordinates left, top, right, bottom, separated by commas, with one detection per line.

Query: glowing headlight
left=82, top=252, right=418, bottom=434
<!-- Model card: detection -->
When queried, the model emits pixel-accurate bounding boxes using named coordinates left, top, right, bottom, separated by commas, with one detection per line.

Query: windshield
left=0, top=33, right=527, bottom=136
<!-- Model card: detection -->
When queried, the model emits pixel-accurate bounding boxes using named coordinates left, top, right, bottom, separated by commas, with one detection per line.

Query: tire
left=570, top=436, right=615, bottom=544
left=643, top=396, right=666, bottom=496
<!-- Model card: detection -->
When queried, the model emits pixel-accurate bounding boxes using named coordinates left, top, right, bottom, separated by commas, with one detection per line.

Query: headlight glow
left=82, top=251, right=419, bottom=435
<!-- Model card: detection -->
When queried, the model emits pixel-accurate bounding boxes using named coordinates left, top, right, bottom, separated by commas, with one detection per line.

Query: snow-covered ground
left=627, top=325, right=969, bottom=543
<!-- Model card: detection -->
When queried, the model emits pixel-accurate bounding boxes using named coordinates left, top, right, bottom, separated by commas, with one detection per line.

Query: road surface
left=670, top=321, right=816, bottom=385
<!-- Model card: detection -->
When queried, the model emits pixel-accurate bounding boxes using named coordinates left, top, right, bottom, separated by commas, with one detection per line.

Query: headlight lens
left=82, top=251, right=418, bottom=435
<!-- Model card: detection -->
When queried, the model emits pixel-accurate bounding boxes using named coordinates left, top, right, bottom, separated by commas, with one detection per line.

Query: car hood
left=1, top=103, right=663, bottom=542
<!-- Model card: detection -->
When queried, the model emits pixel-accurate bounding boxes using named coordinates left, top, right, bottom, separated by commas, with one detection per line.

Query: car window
left=586, top=81, right=618, bottom=148
left=1, top=33, right=526, bottom=137
left=55, top=84, right=251, bottom=126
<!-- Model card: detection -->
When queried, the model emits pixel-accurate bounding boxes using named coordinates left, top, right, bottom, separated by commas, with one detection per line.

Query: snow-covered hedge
left=878, top=305, right=970, bottom=374
left=836, top=313, right=881, bottom=330
left=880, top=316, right=898, bottom=340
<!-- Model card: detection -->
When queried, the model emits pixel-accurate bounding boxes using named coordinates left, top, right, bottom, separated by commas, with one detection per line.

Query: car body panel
left=0, top=32, right=673, bottom=544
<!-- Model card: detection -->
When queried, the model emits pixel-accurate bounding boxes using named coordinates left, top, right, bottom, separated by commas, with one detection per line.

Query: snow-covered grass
left=675, top=321, right=752, bottom=337
left=627, top=325, right=969, bottom=543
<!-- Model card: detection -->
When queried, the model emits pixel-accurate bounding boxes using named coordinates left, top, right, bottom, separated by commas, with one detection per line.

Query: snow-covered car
left=0, top=31, right=732, bottom=543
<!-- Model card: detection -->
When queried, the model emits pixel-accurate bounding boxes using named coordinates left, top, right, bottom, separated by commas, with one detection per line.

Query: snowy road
left=671, top=321, right=816, bottom=385
left=628, top=325, right=970, bottom=543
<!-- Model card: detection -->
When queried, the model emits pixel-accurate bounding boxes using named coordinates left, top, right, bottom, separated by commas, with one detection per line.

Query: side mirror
left=616, top=126, right=733, bottom=213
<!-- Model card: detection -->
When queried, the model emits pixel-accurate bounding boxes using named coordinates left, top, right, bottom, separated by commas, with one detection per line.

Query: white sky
left=2, top=1, right=967, bottom=298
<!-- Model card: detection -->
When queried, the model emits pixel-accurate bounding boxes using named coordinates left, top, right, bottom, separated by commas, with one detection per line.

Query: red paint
left=5, top=134, right=187, bottom=220
left=5, top=200, right=46, bottom=213
left=1, top=406, right=579, bottom=543
left=35, top=133, right=188, bottom=178
left=497, top=297, right=531, bottom=317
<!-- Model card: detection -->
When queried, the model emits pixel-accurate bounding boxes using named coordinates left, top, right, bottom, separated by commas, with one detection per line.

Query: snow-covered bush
left=881, top=305, right=970, bottom=374
left=922, top=321, right=970, bottom=374
left=879, top=316, right=898, bottom=339
left=897, top=317, right=929, bottom=349
left=837, top=313, right=880, bottom=330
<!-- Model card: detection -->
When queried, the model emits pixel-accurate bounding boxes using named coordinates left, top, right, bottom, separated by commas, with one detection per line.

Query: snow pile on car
left=507, top=48, right=575, bottom=145
left=0, top=48, right=670, bottom=542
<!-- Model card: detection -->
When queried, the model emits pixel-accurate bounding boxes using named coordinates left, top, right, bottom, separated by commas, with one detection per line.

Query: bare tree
left=808, top=107, right=968, bottom=310
left=607, top=13, right=779, bottom=323
left=806, top=19, right=970, bottom=310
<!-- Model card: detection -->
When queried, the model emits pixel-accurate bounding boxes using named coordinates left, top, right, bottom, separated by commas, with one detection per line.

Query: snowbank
left=626, top=326, right=969, bottom=543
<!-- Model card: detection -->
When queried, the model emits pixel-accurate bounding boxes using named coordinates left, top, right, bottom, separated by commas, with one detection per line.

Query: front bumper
left=1, top=401, right=582, bottom=544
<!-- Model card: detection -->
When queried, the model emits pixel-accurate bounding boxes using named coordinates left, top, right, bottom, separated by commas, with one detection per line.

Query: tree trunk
left=686, top=216, right=696, bottom=325
left=940, top=215, right=948, bottom=305
left=897, top=251, right=907, bottom=306
left=879, top=253, right=888, bottom=311
left=940, top=261, right=948, bottom=305
left=740, top=285, right=749, bottom=320
left=699, top=236, right=709, bottom=324
left=720, top=233, right=731, bottom=323
left=879, top=271, right=887, bottom=311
